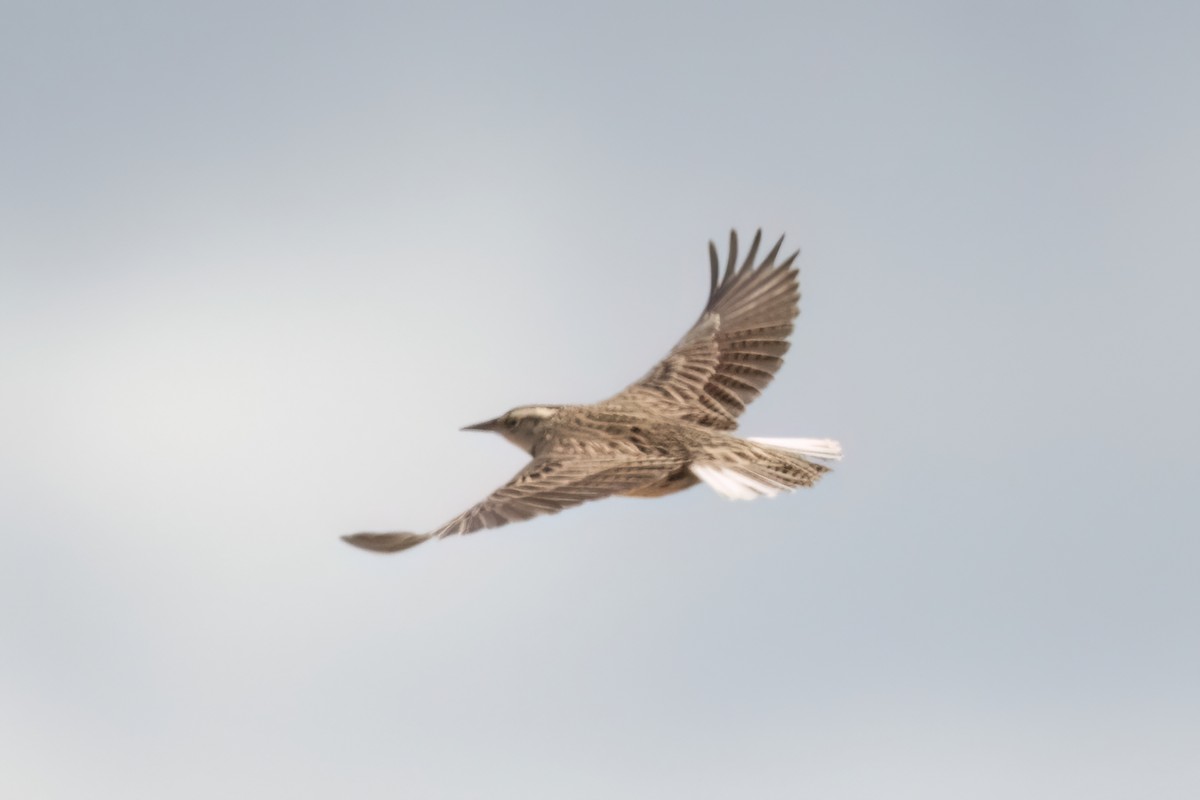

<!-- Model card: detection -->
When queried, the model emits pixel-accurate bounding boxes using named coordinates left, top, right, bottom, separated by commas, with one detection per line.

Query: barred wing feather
left=342, top=456, right=679, bottom=553
left=601, top=229, right=801, bottom=430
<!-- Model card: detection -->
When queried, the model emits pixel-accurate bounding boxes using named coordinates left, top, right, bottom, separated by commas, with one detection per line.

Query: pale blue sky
left=3, top=2, right=1199, bottom=798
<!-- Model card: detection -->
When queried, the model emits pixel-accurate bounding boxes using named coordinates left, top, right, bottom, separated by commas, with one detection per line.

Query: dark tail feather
left=342, top=531, right=433, bottom=554
left=744, top=437, right=840, bottom=489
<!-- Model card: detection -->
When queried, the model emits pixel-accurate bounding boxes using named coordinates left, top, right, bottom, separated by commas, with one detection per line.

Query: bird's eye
left=506, top=418, right=518, bottom=428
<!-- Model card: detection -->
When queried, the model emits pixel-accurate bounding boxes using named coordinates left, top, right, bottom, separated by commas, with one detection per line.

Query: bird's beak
left=461, top=418, right=500, bottom=432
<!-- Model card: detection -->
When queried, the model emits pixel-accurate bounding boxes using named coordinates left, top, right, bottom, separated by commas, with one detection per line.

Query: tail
left=746, top=436, right=843, bottom=461
left=342, top=531, right=433, bottom=553
left=690, top=436, right=842, bottom=501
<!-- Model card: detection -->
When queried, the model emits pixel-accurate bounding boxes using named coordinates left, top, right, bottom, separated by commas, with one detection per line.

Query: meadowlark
left=344, top=230, right=841, bottom=554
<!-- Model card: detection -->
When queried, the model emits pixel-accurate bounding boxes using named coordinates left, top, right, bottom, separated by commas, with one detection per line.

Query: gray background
left=3, top=2, right=1198, bottom=798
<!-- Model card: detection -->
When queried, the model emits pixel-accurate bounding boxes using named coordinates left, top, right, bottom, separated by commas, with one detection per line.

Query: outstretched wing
left=343, top=455, right=680, bottom=553
left=599, top=230, right=801, bottom=431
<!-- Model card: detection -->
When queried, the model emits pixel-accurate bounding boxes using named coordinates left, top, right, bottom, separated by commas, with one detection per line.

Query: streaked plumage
left=343, top=230, right=841, bottom=554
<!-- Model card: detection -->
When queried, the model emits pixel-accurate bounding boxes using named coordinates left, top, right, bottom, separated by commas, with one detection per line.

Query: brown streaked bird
left=343, top=230, right=842, bottom=554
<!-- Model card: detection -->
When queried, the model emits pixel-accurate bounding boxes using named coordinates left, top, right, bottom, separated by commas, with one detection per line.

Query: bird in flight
left=344, top=230, right=841, bottom=554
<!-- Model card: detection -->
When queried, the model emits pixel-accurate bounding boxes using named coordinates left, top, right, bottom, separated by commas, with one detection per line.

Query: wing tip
left=742, top=228, right=763, bottom=272
left=342, top=531, right=433, bottom=554
left=726, top=229, right=739, bottom=282
left=763, top=234, right=785, bottom=268
left=708, top=240, right=719, bottom=298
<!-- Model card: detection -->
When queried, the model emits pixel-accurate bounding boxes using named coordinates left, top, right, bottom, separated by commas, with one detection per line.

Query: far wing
left=342, top=455, right=679, bottom=553
left=600, top=230, right=801, bottom=430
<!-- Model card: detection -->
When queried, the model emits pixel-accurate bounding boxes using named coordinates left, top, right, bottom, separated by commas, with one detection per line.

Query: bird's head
left=462, top=405, right=562, bottom=453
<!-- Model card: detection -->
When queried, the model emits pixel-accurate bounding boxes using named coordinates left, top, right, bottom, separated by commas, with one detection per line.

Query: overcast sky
left=3, top=2, right=1199, bottom=798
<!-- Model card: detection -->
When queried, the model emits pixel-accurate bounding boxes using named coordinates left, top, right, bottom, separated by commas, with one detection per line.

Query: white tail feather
left=691, top=464, right=785, bottom=501
left=748, top=436, right=843, bottom=461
